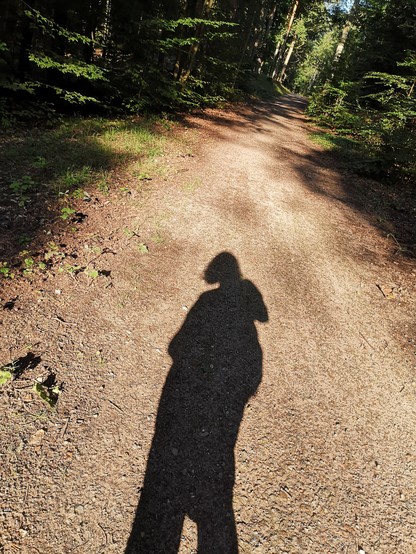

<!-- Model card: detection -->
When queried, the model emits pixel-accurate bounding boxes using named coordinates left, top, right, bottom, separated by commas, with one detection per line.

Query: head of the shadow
left=204, top=251, right=241, bottom=287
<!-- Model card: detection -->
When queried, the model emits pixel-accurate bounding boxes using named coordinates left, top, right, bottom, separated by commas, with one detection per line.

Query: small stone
left=74, top=505, right=84, bottom=515
left=28, top=429, right=45, bottom=446
left=171, top=447, right=178, bottom=456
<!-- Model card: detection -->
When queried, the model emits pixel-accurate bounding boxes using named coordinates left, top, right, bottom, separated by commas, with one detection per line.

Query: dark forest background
left=0, top=0, right=415, bottom=182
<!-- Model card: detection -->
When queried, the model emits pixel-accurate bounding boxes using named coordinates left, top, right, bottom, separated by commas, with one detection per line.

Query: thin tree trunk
left=330, top=21, right=351, bottom=77
left=278, top=37, right=295, bottom=82
left=329, top=0, right=359, bottom=81
left=231, top=2, right=257, bottom=90
left=179, top=0, right=215, bottom=83
left=271, top=0, right=299, bottom=80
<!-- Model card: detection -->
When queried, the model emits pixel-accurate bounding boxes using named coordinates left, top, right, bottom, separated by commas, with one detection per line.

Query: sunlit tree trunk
left=329, top=0, right=359, bottom=80
left=271, top=0, right=299, bottom=79
left=278, top=37, right=295, bottom=82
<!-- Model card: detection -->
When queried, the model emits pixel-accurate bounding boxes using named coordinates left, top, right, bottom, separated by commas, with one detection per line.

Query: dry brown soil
left=1, top=95, right=416, bottom=554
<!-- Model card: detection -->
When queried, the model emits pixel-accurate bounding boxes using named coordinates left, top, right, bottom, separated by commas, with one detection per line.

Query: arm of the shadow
left=168, top=297, right=204, bottom=359
left=244, top=280, right=268, bottom=323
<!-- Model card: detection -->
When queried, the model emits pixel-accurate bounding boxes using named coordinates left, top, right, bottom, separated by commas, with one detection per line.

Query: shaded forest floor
left=1, top=95, right=416, bottom=553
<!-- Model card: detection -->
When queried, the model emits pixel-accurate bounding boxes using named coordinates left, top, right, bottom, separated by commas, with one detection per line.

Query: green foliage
left=60, top=207, right=76, bottom=220
left=0, top=1, right=282, bottom=115
left=293, top=30, right=338, bottom=93
left=28, top=54, right=107, bottom=81
left=33, top=381, right=61, bottom=408
left=9, top=175, right=36, bottom=206
left=0, top=369, right=13, bottom=386
left=84, top=268, right=99, bottom=279
left=294, top=0, right=416, bottom=184
left=61, top=166, right=92, bottom=189
left=0, top=262, right=14, bottom=279
left=307, top=44, right=416, bottom=181
left=137, top=243, right=149, bottom=253
left=24, top=7, right=93, bottom=45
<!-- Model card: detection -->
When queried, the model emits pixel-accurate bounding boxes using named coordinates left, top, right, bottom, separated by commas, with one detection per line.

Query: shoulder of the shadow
left=241, top=279, right=268, bottom=323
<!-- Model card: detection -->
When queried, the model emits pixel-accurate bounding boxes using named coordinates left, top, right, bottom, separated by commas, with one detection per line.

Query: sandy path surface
left=1, top=95, right=416, bottom=554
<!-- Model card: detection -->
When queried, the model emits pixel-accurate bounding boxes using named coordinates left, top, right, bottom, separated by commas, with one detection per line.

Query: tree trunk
left=84, top=0, right=101, bottom=62
left=179, top=0, right=215, bottom=83
left=329, top=0, right=359, bottom=80
left=271, top=0, right=299, bottom=80
left=278, top=37, right=295, bottom=82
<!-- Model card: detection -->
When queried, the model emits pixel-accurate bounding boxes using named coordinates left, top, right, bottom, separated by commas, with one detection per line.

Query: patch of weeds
left=157, top=115, right=174, bottom=132
left=96, top=171, right=111, bottom=194
left=18, top=235, right=32, bottom=248
left=147, top=145, right=163, bottom=158
left=137, top=243, right=149, bottom=253
left=151, top=232, right=165, bottom=245
left=33, top=377, right=61, bottom=408
left=9, top=175, right=36, bottom=207
left=72, top=188, right=86, bottom=199
left=44, top=241, right=65, bottom=263
left=0, top=368, right=12, bottom=386
left=59, top=263, right=82, bottom=275
left=132, top=156, right=169, bottom=182
left=0, top=116, right=168, bottom=264
left=0, top=262, right=14, bottom=279
left=123, top=227, right=140, bottom=239
left=60, top=207, right=76, bottom=220
left=138, top=172, right=152, bottom=181
left=84, top=268, right=99, bottom=279
left=60, top=165, right=92, bottom=191
left=182, top=177, right=202, bottom=192
left=17, top=251, right=46, bottom=276
left=32, top=156, right=48, bottom=169
left=102, top=123, right=163, bottom=157
left=23, top=257, right=35, bottom=276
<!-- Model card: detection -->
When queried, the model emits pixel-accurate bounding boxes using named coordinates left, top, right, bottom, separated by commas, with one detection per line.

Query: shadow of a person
left=125, top=252, right=268, bottom=554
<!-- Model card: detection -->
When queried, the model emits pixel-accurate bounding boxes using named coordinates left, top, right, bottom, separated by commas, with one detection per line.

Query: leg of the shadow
left=125, top=502, right=185, bottom=554
left=197, top=505, right=238, bottom=554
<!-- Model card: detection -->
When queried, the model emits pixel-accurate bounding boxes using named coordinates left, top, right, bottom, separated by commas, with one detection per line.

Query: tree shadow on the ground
left=182, top=94, right=416, bottom=260
left=176, top=93, right=307, bottom=137
left=125, top=252, right=268, bottom=554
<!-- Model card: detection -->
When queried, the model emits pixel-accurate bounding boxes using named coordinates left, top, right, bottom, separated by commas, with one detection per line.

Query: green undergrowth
left=308, top=130, right=383, bottom=176
left=1, top=116, right=168, bottom=198
left=309, top=128, right=416, bottom=257
left=0, top=115, right=171, bottom=271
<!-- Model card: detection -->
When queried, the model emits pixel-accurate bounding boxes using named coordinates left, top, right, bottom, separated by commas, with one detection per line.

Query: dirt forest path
left=1, top=95, right=416, bottom=554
